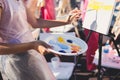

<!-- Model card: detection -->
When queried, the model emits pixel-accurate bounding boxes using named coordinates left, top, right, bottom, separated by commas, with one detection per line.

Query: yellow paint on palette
left=57, top=36, right=65, bottom=43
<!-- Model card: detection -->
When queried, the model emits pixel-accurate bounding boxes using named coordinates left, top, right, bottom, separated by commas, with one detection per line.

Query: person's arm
left=24, top=0, right=80, bottom=28
left=0, top=2, right=51, bottom=55
left=0, top=42, right=33, bottom=55
left=0, top=41, right=51, bottom=55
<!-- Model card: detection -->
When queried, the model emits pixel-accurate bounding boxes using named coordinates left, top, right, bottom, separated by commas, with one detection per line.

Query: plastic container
left=103, top=42, right=112, bottom=61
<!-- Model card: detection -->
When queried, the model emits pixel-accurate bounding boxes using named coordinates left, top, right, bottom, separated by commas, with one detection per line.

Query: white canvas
left=82, top=0, right=116, bottom=35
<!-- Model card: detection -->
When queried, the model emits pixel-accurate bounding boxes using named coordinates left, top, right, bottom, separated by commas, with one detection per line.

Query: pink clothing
left=84, top=29, right=98, bottom=71
left=41, top=2, right=55, bottom=20
left=0, top=0, right=55, bottom=80
left=41, top=0, right=55, bottom=32
left=81, top=0, right=88, bottom=21
left=81, top=0, right=98, bottom=71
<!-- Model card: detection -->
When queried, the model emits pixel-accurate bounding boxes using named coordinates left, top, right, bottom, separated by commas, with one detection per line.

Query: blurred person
left=80, top=0, right=98, bottom=71
left=0, top=0, right=80, bottom=80
left=111, top=0, right=120, bottom=32
left=56, top=0, right=72, bottom=18
left=40, top=0, right=56, bottom=32
left=111, top=0, right=120, bottom=47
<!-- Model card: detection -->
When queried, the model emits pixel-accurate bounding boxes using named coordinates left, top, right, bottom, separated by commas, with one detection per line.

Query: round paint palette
left=45, top=34, right=88, bottom=56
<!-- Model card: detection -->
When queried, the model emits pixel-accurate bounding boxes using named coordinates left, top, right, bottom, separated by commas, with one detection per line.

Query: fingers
left=38, top=40, right=51, bottom=48
left=38, top=46, right=46, bottom=54
left=68, top=13, right=81, bottom=24
left=37, top=45, right=51, bottom=55
left=34, top=40, right=52, bottom=55
left=70, top=8, right=81, bottom=15
left=70, top=13, right=79, bottom=21
left=67, top=8, right=81, bottom=24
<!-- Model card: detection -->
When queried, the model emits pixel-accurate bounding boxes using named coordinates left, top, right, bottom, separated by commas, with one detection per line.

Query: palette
left=45, top=34, right=88, bottom=56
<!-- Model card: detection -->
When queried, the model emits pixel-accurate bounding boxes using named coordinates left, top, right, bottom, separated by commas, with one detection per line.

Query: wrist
left=31, top=41, right=37, bottom=50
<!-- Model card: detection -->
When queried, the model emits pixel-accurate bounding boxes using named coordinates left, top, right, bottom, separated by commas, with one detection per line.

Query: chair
left=93, top=47, right=120, bottom=80
left=48, top=62, right=75, bottom=80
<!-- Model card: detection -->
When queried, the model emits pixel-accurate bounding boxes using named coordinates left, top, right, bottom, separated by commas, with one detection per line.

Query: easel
left=82, top=1, right=118, bottom=79
left=85, top=29, right=120, bottom=80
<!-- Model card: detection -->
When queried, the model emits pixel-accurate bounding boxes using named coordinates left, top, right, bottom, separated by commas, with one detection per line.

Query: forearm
left=35, top=18, right=69, bottom=28
left=26, top=8, right=69, bottom=28
left=0, top=42, right=34, bottom=55
left=25, top=0, right=80, bottom=28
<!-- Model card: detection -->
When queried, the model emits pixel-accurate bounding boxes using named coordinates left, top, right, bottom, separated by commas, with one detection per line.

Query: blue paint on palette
left=59, top=50, right=66, bottom=53
left=48, top=39, right=69, bottom=52
left=49, top=40, right=56, bottom=45
left=57, top=43, right=68, bottom=49
left=66, top=39, right=73, bottom=43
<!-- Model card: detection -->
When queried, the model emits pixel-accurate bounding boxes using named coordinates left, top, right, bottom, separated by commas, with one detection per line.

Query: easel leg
left=97, top=34, right=103, bottom=80
left=85, top=30, right=93, bottom=42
